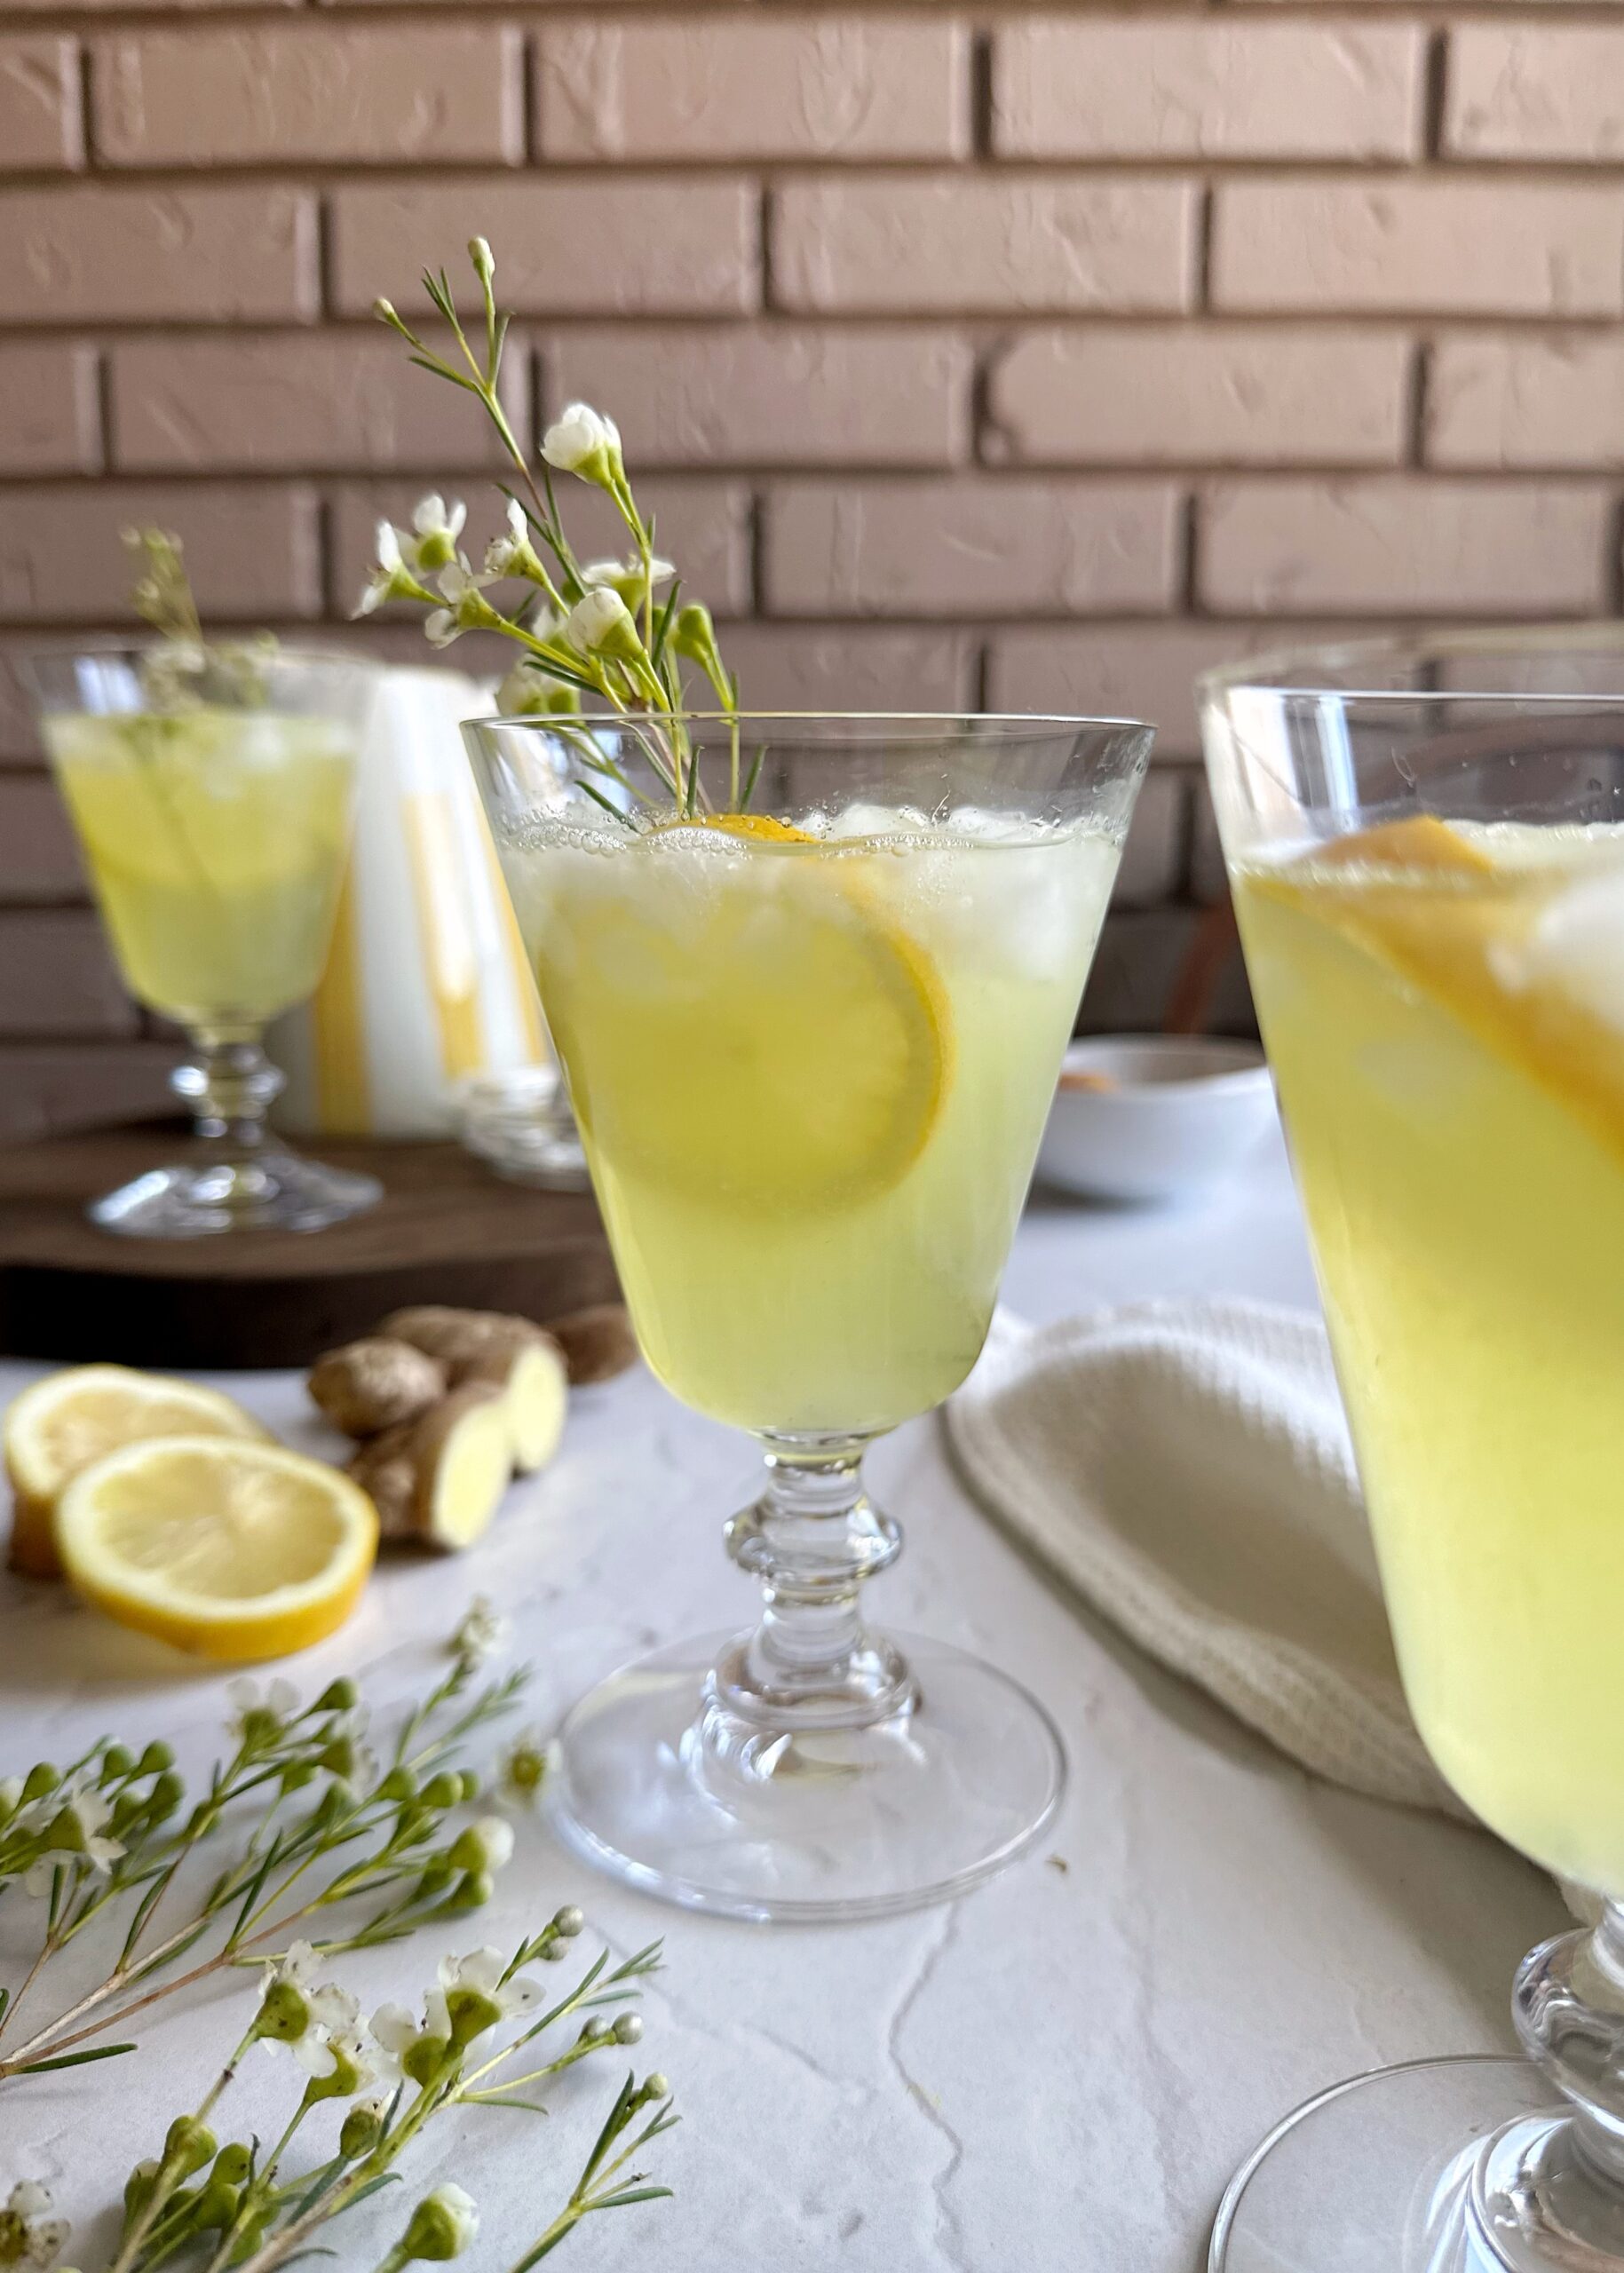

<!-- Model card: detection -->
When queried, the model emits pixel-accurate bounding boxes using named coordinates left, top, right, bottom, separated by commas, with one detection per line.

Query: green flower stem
left=111, top=2039, right=250, bottom=2273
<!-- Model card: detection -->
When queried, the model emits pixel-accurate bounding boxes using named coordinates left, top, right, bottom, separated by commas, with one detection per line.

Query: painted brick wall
left=2, top=0, right=1622, bottom=1133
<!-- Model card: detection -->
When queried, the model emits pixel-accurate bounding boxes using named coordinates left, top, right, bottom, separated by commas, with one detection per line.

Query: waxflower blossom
left=424, top=562, right=500, bottom=650
left=579, top=554, right=675, bottom=612
left=449, top=1596, right=505, bottom=1670
left=435, top=1945, right=543, bottom=2041
left=354, top=523, right=432, bottom=619
left=26, top=1786, right=124, bottom=1889
left=0, top=2182, right=69, bottom=2269
left=567, top=586, right=641, bottom=663
left=541, top=402, right=622, bottom=486
left=496, top=659, right=579, bottom=719
left=254, top=1942, right=360, bottom=2076
left=497, top=1726, right=548, bottom=1808
left=227, top=1675, right=299, bottom=1739
left=406, top=495, right=467, bottom=574
left=483, top=498, right=550, bottom=584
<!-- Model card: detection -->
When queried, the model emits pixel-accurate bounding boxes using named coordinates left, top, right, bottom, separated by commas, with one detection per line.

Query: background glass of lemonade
left=19, top=645, right=380, bottom=1237
left=466, top=712, right=1150, bottom=1920
left=1201, top=632, right=1624, bottom=2273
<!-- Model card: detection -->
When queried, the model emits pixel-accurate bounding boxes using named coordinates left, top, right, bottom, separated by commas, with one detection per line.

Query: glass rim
left=463, top=708, right=1151, bottom=741
left=10, top=631, right=382, bottom=673
left=1197, top=622, right=1624, bottom=706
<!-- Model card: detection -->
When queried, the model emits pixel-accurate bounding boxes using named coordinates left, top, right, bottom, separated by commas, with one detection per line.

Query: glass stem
left=1473, top=1899, right=1624, bottom=2261
left=171, top=1028, right=284, bottom=1157
left=711, top=1434, right=915, bottom=1730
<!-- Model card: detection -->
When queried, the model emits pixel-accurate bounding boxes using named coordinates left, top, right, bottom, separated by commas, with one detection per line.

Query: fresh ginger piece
left=9, top=1491, right=59, bottom=1580
left=463, top=1334, right=568, bottom=1473
left=350, top=1383, right=512, bottom=1551
left=378, top=1306, right=551, bottom=1375
left=308, top=1338, right=446, bottom=1437
left=547, top=1305, right=638, bottom=1387
left=408, top=1384, right=514, bottom=1550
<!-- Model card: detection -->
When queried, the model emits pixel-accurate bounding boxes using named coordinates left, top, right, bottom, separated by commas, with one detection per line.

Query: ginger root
left=547, top=1304, right=638, bottom=1386
left=462, top=1335, right=567, bottom=1474
left=378, top=1307, right=551, bottom=1374
left=348, top=1382, right=512, bottom=1551
left=314, top=1305, right=576, bottom=1548
left=308, top=1338, right=446, bottom=1437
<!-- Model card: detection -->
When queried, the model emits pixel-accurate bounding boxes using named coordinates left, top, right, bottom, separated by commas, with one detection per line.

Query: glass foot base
left=548, top=1628, right=1066, bottom=1923
left=89, top=1152, right=384, bottom=1239
left=1210, top=2055, right=1589, bottom=2272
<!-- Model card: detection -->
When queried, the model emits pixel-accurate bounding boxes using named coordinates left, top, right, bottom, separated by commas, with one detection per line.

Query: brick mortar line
left=6, top=471, right=1624, bottom=491
left=14, top=4, right=1624, bottom=20
left=10, top=314, right=1624, bottom=342
left=11, top=161, right=1624, bottom=190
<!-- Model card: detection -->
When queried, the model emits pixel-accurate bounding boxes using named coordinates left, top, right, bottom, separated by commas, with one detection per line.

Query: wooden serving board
left=0, top=1129, right=619, bottom=1369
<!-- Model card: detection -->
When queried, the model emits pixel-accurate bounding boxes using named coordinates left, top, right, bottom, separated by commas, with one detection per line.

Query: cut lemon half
left=57, top=1437, right=378, bottom=1662
left=1263, top=817, right=1624, bottom=1161
left=563, top=840, right=953, bottom=1212
left=5, top=1365, right=269, bottom=1580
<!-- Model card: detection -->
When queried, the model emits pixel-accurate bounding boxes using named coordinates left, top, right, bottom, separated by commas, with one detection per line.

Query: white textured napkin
left=946, top=1299, right=1468, bottom=1820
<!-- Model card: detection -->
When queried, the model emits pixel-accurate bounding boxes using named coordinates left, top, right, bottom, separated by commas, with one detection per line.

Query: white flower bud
left=541, top=402, right=622, bottom=487
left=401, top=2183, right=479, bottom=2262
left=567, top=586, right=642, bottom=663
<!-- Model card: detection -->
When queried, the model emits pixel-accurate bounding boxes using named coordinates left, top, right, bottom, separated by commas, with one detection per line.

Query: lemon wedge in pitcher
left=57, top=1437, right=378, bottom=1661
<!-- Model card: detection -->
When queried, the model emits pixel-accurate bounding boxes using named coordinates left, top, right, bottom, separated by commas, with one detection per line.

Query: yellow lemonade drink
left=498, top=805, right=1116, bottom=1435
left=45, top=709, right=356, bottom=1026
left=1236, top=815, right=1624, bottom=1890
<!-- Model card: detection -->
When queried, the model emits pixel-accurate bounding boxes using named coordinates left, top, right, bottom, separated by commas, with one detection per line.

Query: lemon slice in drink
left=57, top=1437, right=378, bottom=1661
left=1267, top=816, right=1624, bottom=1159
left=4, top=1365, right=270, bottom=1580
left=566, top=828, right=952, bottom=1212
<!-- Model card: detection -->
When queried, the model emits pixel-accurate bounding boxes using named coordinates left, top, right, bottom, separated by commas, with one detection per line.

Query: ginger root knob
left=309, top=1338, right=447, bottom=1437
left=463, top=1334, right=568, bottom=1475
left=378, top=1306, right=551, bottom=1374
left=547, top=1304, right=638, bottom=1387
left=348, top=1382, right=511, bottom=1551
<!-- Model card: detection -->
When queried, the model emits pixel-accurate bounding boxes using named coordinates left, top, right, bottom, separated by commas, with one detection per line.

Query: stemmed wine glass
left=1201, top=629, right=1624, bottom=2269
left=20, top=643, right=381, bottom=1237
left=466, top=711, right=1151, bottom=1921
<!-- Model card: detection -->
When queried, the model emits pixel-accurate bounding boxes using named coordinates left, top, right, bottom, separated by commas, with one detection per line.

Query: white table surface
left=0, top=1128, right=1562, bottom=2273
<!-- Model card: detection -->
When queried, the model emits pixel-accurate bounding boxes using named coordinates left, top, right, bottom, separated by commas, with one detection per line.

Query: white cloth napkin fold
left=946, top=1298, right=1468, bottom=1820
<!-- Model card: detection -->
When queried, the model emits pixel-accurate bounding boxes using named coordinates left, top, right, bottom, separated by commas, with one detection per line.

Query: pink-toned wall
left=2, top=1, right=1621, bottom=1134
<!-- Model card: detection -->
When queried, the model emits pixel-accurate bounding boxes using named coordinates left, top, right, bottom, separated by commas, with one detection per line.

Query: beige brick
left=1429, top=336, right=1624, bottom=471
left=1446, top=28, right=1624, bottom=162
left=0, top=911, right=136, bottom=1038
left=0, top=345, right=99, bottom=476
left=763, top=480, right=1180, bottom=617
left=333, top=178, right=758, bottom=318
left=0, top=647, right=44, bottom=764
left=93, top=24, right=520, bottom=168
left=109, top=335, right=517, bottom=474
left=718, top=624, right=974, bottom=712
left=0, top=1043, right=177, bottom=1142
left=546, top=327, right=970, bottom=469
left=987, top=328, right=1409, bottom=469
left=0, top=777, right=84, bottom=903
left=0, top=185, right=317, bottom=324
left=1, top=36, right=82, bottom=169
left=539, top=16, right=965, bottom=162
left=331, top=476, right=752, bottom=621
left=773, top=176, right=1194, bottom=315
left=996, top=18, right=1421, bottom=161
left=0, top=484, right=321, bottom=624
left=986, top=622, right=1365, bottom=760
left=1200, top=479, right=1612, bottom=615
left=1112, top=767, right=1189, bottom=907
left=1214, top=178, right=1624, bottom=317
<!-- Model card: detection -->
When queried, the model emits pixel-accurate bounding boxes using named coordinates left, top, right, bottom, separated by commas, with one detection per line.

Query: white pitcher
left=272, top=664, right=548, bottom=1139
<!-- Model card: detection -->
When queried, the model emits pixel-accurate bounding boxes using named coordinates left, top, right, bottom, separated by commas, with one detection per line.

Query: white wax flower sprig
left=361, top=240, right=745, bottom=819
left=0, top=1614, right=527, bottom=2091
left=56, top=1911, right=672, bottom=2273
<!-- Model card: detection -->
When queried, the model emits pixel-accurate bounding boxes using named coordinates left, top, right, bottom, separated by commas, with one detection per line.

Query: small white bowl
left=1036, top=1034, right=1276, bottom=1204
